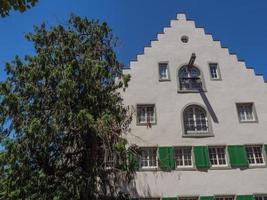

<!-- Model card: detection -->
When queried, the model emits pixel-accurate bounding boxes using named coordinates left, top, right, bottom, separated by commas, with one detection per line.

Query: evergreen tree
left=0, top=15, right=133, bottom=200
left=0, top=0, right=38, bottom=17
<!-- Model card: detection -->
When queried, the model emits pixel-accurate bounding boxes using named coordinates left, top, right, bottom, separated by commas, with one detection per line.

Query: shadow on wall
left=199, top=89, right=219, bottom=123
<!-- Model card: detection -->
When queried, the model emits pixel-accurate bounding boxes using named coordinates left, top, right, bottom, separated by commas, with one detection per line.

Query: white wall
left=122, top=13, right=267, bottom=197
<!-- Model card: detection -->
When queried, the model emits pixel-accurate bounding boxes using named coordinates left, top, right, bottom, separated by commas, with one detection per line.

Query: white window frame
left=209, top=63, right=221, bottom=80
left=236, top=103, right=258, bottom=123
left=245, top=145, right=265, bottom=166
left=174, top=146, right=193, bottom=168
left=139, top=147, right=158, bottom=169
left=255, top=195, right=267, bottom=200
left=178, top=65, right=204, bottom=92
left=136, top=104, right=156, bottom=125
left=104, top=148, right=116, bottom=169
left=158, top=62, right=170, bottom=81
left=183, top=105, right=211, bottom=136
left=208, top=146, right=228, bottom=167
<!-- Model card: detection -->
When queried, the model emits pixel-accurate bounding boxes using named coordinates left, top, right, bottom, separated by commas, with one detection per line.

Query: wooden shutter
left=159, top=147, right=175, bottom=170
left=227, top=145, right=249, bottom=168
left=193, top=146, right=210, bottom=169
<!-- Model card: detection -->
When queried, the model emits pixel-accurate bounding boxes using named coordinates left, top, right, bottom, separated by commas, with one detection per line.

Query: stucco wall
left=122, top=13, right=267, bottom=196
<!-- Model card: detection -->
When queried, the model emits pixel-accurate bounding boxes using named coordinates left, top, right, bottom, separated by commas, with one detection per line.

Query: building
left=121, top=13, right=267, bottom=200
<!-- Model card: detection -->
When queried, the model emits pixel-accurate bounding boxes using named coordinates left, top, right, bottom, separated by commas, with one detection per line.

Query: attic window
left=181, top=35, right=189, bottom=43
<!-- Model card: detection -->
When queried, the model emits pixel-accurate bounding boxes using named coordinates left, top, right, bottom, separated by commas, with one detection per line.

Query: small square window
left=140, top=147, right=158, bottom=169
left=245, top=145, right=265, bottom=166
left=236, top=103, right=257, bottom=123
left=208, top=146, right=228, bottom=167
left=137, top=105, right=156, bottom=125
left=159, top=63, right=169, bottom=81
left=174, top=147, right=193, bottom=168
left=209, top=63, right=221, bottom=80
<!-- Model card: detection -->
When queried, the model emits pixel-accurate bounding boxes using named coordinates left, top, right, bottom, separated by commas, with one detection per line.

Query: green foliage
left=0, top=15, right=132, bottom=200
left=0, top=0, right=38, bottom=17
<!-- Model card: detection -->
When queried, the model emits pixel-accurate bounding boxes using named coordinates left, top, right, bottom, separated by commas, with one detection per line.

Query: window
left=174, top=147, right=193, bottom=168
left=215, top=196, right=235, bottom=200
left=208, top=146, right=227, bottom=167
left=178, top=65, right=203, bottom=91
left=209, top=63, right=221, bottom=80
left=236, top=103, right=257, bottom=122
left=255, top=195, right=267, bottom=200
left=104, top=148, right=117, bottom=169
left=181, top=35, right=189, bottom=43
left=140, top=147, right=157, bottom=169
left=159, top=63, right=169, bottom=81
left=245, top=145, right=265, bottom=166
left=137, top=105, right=156, bottom=125
left=183, top=105, right=210, bottom=136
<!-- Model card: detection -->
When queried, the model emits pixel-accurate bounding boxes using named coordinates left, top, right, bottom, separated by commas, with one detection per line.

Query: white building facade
left=122, top=13, right=267, bottom=200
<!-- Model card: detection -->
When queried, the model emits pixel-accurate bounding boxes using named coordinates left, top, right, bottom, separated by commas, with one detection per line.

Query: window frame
left=208, top=146, right=229, bottom=168
left=139, top=147, right=158, bottom=170
left=254, top=195, right=267, bottom=200
left=136, top=104, right=157, bottom=126
left=209, top=62, right=222, bottom=81
left=177, top=64, right=207, bottom=93
left=174, top=146, right=194, bottom=169
left=182, top=104, right=213, bottom=137
left=245, top=145, right=266, bottom=167
left=236, top=102, right=258, bottom=123
left=158, top=62, right=170, bottom=81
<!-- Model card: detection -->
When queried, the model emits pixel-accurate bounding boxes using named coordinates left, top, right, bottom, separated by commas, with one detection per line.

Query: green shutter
left=128, top=151, right=139, bottom=170
left=236, top=195, right=255, bottom=200
left=228, top=145, right=249, bottom=168
left=162, top=198, right=177, bottom=200
left=264, top=144, right=267, bottom=155
left=159, top=147, right=175, bottom=170
left=200, top=196, right=214, bottom=200
left=193, top=146, right=210, bottom=169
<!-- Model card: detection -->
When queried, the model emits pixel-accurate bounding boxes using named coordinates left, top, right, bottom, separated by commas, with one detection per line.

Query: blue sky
left=0, top=0, right=267, bottom=80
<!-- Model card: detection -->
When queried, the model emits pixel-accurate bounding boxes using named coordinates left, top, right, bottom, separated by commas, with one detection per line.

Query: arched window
left=183, top=105, right=209, bottom=136
left=178, top=65, right=202, bottom=91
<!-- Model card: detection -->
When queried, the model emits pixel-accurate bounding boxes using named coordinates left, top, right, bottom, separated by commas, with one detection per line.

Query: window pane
left=137, top=105, right=155, bottom=124
left=209, top=63, right=219, bottom=79
left=159, top=63, right=168, bottom=80
left=237, top=103, right=256, bottom=122
left=140, top=148, right=157, bottom=168
left=175, top=147, right=192, bottom=167
left=179, top=66, right=202, bottom=90
left=184, top=106, right=208, bottom=134
left=208, top=147, right=227, bottom=167
left=246, top=145, right=264, bottom=165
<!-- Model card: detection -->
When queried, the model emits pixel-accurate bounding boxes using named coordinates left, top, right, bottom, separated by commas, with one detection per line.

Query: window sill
left=176, top=166, right=195, bottom=171
left=177, top=89, right=207, bottom=93
left=239, top=120, right=258, bottom=124
left=139, top=167, right=158, bottom=171
left=159, top=79, right=171, bottom=82
left=209, top=166, right=231, bottom=170
left=248, top=164, right=266, bottom=169
left=136, top=122, right=157, bottom=126
left=182, top=133, right=214, bottom=138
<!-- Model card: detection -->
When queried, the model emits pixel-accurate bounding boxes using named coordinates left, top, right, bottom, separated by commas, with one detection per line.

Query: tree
left=0, top=0, right=38, bottom=17
left=0, top=15, right=133, bottom=200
